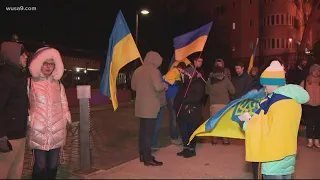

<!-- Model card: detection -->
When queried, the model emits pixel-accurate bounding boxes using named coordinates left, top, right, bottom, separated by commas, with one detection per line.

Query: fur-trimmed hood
left=29, top=47, right=64, bottom=80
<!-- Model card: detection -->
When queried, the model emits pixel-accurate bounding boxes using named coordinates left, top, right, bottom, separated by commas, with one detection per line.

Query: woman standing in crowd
left=300, top=64, right=320, bottom=148
left=28, top=47, right=72, bottom=179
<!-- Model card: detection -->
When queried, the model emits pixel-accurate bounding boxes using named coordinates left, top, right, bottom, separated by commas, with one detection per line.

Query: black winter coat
left=0, top=63, right=29, bottom=140
left=174, top=75, right=205, bottom=123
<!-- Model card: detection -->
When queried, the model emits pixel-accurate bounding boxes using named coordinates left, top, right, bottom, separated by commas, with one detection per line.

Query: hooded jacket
left=0, top=42, right=29, bottom=140
left=206, top=68, right=235, bottom=105
left=131, top=51, right=166, bottom=118
left=27, top=47, right=71, bottom=150
left=243, top=84, right=309, bottom=175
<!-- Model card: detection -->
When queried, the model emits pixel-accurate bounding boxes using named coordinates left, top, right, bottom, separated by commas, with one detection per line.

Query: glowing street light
left=289, top=38, right=293, bottom=43
left=140, top=9, right=149, bottom=15
left=134, top=9, right=150, bottom=69
left=76, top=68, right=80, bottom=72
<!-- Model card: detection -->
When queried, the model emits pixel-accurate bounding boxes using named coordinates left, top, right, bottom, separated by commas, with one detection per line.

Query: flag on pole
left=247, top=38, right=259, bottom=74
left=100, top=11, right=141, bottom=111
left=174, top=22, right=213, bottom=61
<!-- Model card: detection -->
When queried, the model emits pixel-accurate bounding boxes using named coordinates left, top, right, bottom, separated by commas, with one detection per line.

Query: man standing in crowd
left=131, top=51, right=168, bottom=166
left=0, top=41, right=29, bottom=179
left=232, top=61, right=253, bottom=99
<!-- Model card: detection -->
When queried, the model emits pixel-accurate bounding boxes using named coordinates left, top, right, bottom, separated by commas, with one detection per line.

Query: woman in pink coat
left=27, top=47, right=71, bottom=179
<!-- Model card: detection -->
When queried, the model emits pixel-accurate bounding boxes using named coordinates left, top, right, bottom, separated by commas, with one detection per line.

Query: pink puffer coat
left=27, top=47, right=71, bottom=151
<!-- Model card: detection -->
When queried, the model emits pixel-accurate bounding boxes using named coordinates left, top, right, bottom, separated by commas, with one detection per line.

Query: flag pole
left=176, top=51, right=205, bottom=118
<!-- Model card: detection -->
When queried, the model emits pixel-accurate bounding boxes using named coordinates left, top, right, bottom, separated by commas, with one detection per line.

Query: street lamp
left=135, top=9, right=150, bottom=46
left=134, top=9, right=149, bottom=69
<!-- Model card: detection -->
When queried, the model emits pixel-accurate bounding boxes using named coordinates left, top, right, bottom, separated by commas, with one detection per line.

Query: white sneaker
left=314, top=139, right=320, bottom=148
left=307, top=139, right=313, bottom=148
left=171, top=138, right=183, bottom=145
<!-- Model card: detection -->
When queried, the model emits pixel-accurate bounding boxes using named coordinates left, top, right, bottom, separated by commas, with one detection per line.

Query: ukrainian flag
left=174, top=22, right=213, bottom=60
left=247, top=38, right=259, bottom=73
left=189, top=89, right=267, bottom=143
left=100, top=11, right=141, bottom=111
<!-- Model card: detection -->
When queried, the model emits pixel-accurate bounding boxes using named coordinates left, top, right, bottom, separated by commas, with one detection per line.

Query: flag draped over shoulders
left=189, top=89, right=267, bottom=143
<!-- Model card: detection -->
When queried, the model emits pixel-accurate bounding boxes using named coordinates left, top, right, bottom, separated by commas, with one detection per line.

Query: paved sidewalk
left=87, top=138, right=320, bottom=179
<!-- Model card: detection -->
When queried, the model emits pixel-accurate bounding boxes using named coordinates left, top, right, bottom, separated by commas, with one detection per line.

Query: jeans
left=152, top=106, right=166, bottom=148
left=32, top=148, right=61, bottom=179
left=179, top=121, right=199, bottom=150
left=139, top=118, right=156, bottom=161
left=262, top=174, right=292, bottom=179
left=167, top=97, right=179, bottom=140
left=303, top=105, right=320, bottom=139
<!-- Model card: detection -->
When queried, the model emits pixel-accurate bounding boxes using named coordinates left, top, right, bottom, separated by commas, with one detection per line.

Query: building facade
left=211, top=0, right=314, bottom=69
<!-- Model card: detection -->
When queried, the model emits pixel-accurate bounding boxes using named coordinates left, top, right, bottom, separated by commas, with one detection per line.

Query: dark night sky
left=1, top=0, right=219, bottom=72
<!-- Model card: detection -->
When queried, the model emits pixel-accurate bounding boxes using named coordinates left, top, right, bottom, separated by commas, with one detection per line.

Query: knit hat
left=309, top=64, right=320, bottom=73
left=260, top=61, right=286, bottom=86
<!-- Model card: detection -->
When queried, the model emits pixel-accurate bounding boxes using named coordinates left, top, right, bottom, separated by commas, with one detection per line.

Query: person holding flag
left=173, top=57, right=205, bottom=158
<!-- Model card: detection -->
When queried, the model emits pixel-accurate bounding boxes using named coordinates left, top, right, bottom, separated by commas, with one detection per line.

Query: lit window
left=233, top=23, right=236, bottom=29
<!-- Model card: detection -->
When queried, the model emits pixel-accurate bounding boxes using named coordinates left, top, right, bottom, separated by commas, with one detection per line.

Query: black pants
left=32, top=148, right=60, bottom=179
left=252, top=162, right=259, bottom=179
left=179, top=121, right=199, bottom=150
left=303, top=105, right=320, bottom=139
left=139, top=118, right=156, bottom=161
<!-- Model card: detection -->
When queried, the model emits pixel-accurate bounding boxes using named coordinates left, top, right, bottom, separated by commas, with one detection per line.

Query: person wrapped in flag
left=239, top=60, right=310, bottom=179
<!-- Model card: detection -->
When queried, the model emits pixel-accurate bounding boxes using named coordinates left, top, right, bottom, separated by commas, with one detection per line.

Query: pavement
left=85, top=138, right=320, bottom=179
left=21, top=102, right=320, bottom=179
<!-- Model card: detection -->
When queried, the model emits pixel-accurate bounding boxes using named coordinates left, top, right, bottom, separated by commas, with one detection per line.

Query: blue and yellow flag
left=100, top=11, right=141, bottom=111
left=247, top=38, right=259, bottom=74
left=174, top=22, right=213, bottom=60
left=189, top=89, right=266, bottom=143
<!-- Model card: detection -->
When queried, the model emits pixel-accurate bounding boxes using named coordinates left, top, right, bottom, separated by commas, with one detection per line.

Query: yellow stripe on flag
left=109, top=34, right=140, bottom=110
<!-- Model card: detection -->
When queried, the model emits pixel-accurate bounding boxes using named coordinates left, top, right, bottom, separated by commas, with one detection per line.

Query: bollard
left=77, top=85, right=91, bottom=170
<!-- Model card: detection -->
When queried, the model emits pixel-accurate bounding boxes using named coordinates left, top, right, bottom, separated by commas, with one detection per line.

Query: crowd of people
left=0, top=39, right=319, bottom=179
left=131, top=50, right=319, bottom=179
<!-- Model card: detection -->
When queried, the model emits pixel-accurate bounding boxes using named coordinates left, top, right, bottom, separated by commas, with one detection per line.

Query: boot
left=307, top=139, right=313, bottom=148
left=144, top=159, right=163, bottom=166
left=211, top=137, right=218, bottom=145
left=314, top=139, right=320, bottom=148
left=223, top=138, right=230, bottom=145
left=139, top=151, right=155, bottom=162
left=32, top=169, right=46, bottom=179
left=183, top=149, right=196, bottom=158
left=47, top=168, right=58, bottom=179
left=177, top=148, right=189, bottom=156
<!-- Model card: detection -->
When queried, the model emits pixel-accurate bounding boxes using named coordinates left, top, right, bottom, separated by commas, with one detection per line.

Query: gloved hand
left=0, top=137, right=13, bottom=153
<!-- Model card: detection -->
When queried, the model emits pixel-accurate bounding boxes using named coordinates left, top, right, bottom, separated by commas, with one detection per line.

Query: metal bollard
left=76, top=85, right=91, bottom=170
